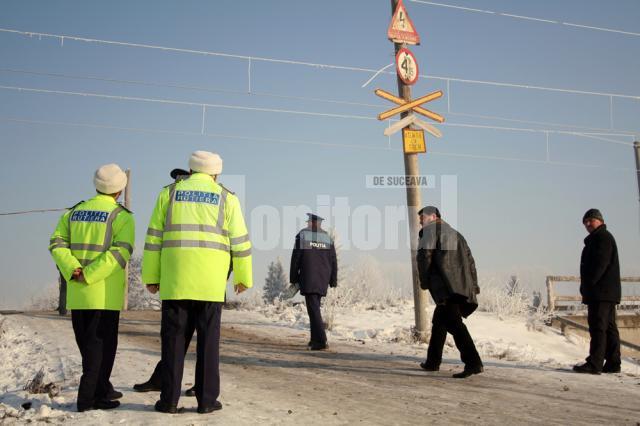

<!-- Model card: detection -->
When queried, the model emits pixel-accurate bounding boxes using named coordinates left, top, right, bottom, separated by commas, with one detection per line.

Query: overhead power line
left=0, top=116, right=635, bottom=173
left=1, top=67, right=636, bottom=138
left=1, top=27, right=639, bottom=101
left=0, top=84, right=635, bottom=146
left=0, top=208, right=66, bottom=216
left=409, top=0, right=640, bottom=38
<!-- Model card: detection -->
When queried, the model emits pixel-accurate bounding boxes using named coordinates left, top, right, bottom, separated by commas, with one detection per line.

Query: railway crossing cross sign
left=376, top=89, right=444, bottom=122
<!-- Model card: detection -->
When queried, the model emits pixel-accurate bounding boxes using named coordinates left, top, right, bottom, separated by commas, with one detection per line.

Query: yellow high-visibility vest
left=142, top=173, right=252, bottom=301
left=49, top=194, right=135, bottom=310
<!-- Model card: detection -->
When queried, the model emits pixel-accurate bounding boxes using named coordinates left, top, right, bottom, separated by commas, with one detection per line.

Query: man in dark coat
left=290, top=213, right=338, bottom=350
left=573, top=208, right=621, bottom=374
left=416, top=206, right=483, bottom=378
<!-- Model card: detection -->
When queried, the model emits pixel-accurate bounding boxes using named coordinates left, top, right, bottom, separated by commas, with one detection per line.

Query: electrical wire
left=409, top=0, right=640, bottom=38
left=1, top=27, right=639, bottom=101
left=0, top=84, right=635, bottom=146
left=3, top=67, right=636, bottom=138
left=0, top=116, right=635, bottom=172
left=0, top=208, right=67, bottom=216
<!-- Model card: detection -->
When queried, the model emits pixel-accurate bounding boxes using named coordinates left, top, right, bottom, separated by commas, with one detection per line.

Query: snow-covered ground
left=0, top=314, right=76, bottom=422
left=242, top=299, right=640, bottom=372
left=0, top=302, right=638, bottom=424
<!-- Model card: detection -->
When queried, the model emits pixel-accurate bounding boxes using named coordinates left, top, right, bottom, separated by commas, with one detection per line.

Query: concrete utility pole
left=390, top=0, right=429, bottom=342
left=123, top=169, right=131, bottom=310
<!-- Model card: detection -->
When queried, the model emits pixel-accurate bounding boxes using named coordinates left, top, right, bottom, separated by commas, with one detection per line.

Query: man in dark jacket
left=290, top=213, right=338, bottom=350
left=573, top=209, right=621, bottom=374
left=416, top=206, right=483, bottom=378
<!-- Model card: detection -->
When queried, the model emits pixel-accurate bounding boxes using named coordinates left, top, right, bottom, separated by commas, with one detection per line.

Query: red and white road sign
left=387, top=0, right=421, bottom=45
left=396, top=48, right=419, bottom=86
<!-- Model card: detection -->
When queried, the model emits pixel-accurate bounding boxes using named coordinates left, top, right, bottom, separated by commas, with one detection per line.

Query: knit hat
left=418, top=206, right=441, bottom=218
left=583, top=208, right=604, bottom=223
left=189, top=151, right=223, bottom=175
left=94, top=164, right=127, bottom=194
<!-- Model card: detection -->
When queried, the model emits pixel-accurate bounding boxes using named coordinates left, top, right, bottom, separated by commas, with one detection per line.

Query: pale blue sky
left=0, top=0, right=639, bottom=308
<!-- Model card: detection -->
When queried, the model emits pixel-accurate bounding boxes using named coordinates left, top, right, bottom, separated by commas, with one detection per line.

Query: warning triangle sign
left=387, top=0, right=421, bottom=45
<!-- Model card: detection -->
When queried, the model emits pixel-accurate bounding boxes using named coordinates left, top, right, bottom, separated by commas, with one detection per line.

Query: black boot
left=452, top=365, right=483, bottom=379
left=197, top=400, right=222, bottom=414
left=602, top=363, right=621, bottom=374
left=572, top=363, right=601, bottom=375
left=419, top=361, right=439, bottom=372
left=78, top=399, right=121, bottom=412
left=133, top=380, right=162, bottom=392
left=106, top=389, right=123, bottom=400
left=310, top=341, right=328, bottom=351
left=154, top=400, right=183, bottom=414
left=185, top=386, right=196, bottom=397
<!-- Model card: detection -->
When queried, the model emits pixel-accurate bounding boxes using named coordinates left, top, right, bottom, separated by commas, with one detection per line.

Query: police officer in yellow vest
left=49, top=164, right=135, bottom=412
left=143, top=151, right=252, bottom=414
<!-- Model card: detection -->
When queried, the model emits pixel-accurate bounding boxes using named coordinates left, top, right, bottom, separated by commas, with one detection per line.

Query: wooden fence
left=546, top=276, right=640, bottom=312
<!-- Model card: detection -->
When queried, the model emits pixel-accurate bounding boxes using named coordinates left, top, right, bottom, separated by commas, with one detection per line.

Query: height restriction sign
left=396, top=48, right=419, bottom=86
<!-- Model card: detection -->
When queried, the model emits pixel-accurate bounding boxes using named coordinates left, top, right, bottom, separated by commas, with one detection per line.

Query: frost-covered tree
left=505, top=275, right=521, bottom=297
left=127, top=256, right=161, bottom=310
left=329, top=227, right=346, bottom=288
left=263, top=257, right=288, bottom=303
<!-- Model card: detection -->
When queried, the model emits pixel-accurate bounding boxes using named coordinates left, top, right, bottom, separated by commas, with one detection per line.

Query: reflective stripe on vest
left=146, top=227, right=163, bottom=237
left=113, top=241, right=133, bottom=254
left=49, top=237, right=70, bottom=251
left=68, top=206, right=124, bottom=253
left=162, top=184, right=230, bottom=253
left=230, top=234, right=250, bottom=245
left=231, top=248, right=252, bottom=258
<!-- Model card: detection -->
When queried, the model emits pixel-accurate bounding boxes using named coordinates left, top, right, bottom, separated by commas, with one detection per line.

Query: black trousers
left=161, top=300, right=222, bottom=408
left=58, top=272, right=67, bottom=316
left=586, top=302, right=621, bottom=370
left=71, top=309, right=120, bottom=409
left=147, top=305, right=196, bottom=388
left=305, top=294, right=326, bottom=344
left=426, top=301, right=482, bottom=368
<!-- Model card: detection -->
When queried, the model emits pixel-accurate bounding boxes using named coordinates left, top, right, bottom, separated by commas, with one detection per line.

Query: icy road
left=1, top=310, right=639, bottom=425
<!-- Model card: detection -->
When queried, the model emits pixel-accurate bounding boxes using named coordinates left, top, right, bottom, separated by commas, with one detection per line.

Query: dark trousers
left=161, top=300, right=222, bottom=408
left=58, top=273, right=67, bottom=316
left=586, top=302, right=621, bottom=370
left=305, top=294, right=326, bottom=344
left=426, top=301, right=482, bottom=368
left=71, top=309, right=120, bottom=409
left=148, top=306, right=196, bottom=388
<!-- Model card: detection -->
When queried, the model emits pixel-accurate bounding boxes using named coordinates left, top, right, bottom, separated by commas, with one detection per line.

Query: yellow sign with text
left=402, top=128, right=426, bottom=154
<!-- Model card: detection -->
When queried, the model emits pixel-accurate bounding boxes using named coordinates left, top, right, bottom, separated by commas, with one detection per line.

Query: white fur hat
left=189, top=151, right=223, bottom=175
left=94, top=163, right=127, bottom=194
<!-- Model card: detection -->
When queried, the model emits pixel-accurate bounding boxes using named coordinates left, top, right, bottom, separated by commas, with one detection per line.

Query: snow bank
left=237, top=300, right=638, bottom=373
left=0, top=314, right=74, bottom=423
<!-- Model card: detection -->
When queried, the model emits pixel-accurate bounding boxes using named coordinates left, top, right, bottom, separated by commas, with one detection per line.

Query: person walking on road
left=49, top=164, right=134, bottom=411
left=416, top=206, right=483, bottom=379
left=289, top=213, right=337, bottom=351
left=143, top=151, right=252, bottom=414
left=573, top=208, right=621, bottom=375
